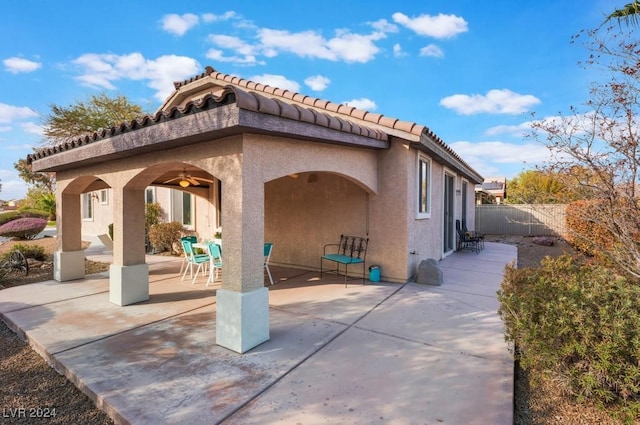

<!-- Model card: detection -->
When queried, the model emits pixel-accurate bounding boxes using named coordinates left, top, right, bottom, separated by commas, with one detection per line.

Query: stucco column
left=216, top=165, right=269, bottom=353
left=53, top=192, right=85, bottom=281
left=109, top=187, right=149, bottom=306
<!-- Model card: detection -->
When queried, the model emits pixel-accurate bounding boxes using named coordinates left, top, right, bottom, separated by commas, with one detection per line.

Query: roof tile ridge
left=179, top=67, right=418, bottom=137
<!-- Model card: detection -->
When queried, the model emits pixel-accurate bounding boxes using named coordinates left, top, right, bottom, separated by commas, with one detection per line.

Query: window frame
left=99, top=189, right=109, bottom=205
left=82, top=192, right=94, bottom=221
left=417, top=153, right=432, bottom=219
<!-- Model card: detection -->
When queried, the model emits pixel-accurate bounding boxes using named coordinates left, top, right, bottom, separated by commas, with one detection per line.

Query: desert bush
left=0, top=210, right=50, bottom=227
left=0, top=218, right=48, bottom=240
left=3, top=243, right=47, bottom=261
left=16, top=208, right=49, bottom=220
left=498, top=255, right=640, bottom=421
left=0, top=212, right=23, bottom=226
left=145, top=202, right=162, bottom=229
left=148, top=221, right=185, bottom=255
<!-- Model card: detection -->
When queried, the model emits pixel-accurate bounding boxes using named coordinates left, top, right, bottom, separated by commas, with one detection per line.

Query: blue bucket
left=369, top=265, right=380, bottom=283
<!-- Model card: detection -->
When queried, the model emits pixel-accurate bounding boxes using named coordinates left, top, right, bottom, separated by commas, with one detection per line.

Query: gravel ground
left=0, top=237, right=113, bottom=424
left=0, top=235, right=626, bottom=424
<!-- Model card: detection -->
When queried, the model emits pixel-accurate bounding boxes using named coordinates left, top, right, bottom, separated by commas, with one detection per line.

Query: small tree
left=43, top=93, right=143, bottom=145
left=529, top=26, right=640, bottom=278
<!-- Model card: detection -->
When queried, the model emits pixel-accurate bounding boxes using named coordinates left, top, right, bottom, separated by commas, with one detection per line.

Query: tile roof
left=27, top=85, right=387, bottom=164
left=28, top=65, right=482, bottom=184
left=174, top=66, right=426, bottom=137
left=172, top=66, right=475, bottom=174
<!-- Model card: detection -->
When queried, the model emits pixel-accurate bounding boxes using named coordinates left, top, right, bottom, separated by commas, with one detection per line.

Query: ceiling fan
left=163, top=169, right=214, bottom=188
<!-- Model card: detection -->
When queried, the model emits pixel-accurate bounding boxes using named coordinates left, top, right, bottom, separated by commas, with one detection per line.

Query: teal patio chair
left=264, top=242, right=274, bottom=285
left=206, top=242, right=223, bottom=287
left=181, top=239, right=210, bottom=283
left=179, top=235, right=198, bottom=275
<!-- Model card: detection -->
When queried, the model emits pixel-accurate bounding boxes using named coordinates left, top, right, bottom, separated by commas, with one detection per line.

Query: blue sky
left=0, top=0, right=618, bottom=200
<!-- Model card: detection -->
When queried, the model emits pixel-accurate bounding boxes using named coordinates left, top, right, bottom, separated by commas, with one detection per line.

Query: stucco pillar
left=216, top=166, right=269, bottom=353
left=109, top=187, right=149, bottom=306
left=54, top=192, right=85, bottom=281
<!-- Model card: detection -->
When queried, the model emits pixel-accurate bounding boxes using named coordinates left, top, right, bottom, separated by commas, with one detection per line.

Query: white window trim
left=99, top=189, right=109, bottom=205
left=170, top=189, right=195, bottom=230
left=145, top=187, right=156, bottom=204
left=416, top=153, right=432, bottom=219
left=82, top=193, right=94, bottom=221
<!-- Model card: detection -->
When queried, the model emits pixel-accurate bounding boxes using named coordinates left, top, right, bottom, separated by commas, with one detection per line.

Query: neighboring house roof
left=28, top=65, right=484, bottom=183
left=475, top=177, right=507, bottom=197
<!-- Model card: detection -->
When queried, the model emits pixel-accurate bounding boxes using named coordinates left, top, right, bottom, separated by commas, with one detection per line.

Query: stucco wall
left=265, top=173, right=368, bottom=269
left=68, top=130, right=475, bottom=283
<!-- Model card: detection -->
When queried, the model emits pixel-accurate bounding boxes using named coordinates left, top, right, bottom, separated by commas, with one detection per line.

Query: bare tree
left=530, top=26, right=640, bottom=278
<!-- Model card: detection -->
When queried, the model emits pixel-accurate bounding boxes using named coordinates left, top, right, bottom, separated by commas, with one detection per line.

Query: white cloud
left=450, top=140, right=552, bottom=176
left=3, top=57, right=42, bottom=74
left=249, top=74, right=300, bottom=92
left=370, top=19, right=398, bottom=33
left=19, top=122, right=44, bottom=135
left=257, top=28, right=382, bottom=63
left=343, top=98, right=377, bottom=111
left=0, top=103, right=38, bottom=124
left=72, top=52, right=201, bottom=101
left=393, top=43, right=406, bottom=57
left=326, top=32, right=382, bottom=63
left=207, top=34, right=262, bottom=65
left=304, top=75, right=330, bottom=91
left=440, top=89, right=541, bottom=115
left=205, top=49, right=261, bottom=65
left=202, top=11, right=236, bottom=23
left=161, top=13, right=199, bottom=36
left=420, top=44, right=444, bottom=58
left=392, top=12, right=468, bottom=38
left=485, top=122, right=535, bottom=137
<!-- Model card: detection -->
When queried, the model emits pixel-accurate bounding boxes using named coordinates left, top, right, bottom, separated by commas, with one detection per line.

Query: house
left=28, top=66, right=483, bottom=353
left=475, top=177, right=507, bottom=204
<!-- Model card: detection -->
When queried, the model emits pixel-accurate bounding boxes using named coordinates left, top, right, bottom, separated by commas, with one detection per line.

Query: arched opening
left=265, top=171, right=374, bottom=274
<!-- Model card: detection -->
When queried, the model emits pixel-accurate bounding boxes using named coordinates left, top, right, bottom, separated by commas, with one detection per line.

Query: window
left=82, top=193, right=93, bottom=220
left=145, top=187, right=156, bottom=204
left=171, top=189, right=194, bottom=228
left=99, top=189, right=109, bottom=205
left=417, top=154, right=431, bottom=218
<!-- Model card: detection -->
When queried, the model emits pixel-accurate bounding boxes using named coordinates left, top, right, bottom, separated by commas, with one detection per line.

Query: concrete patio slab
left=0, top=241, right=517, bottom=425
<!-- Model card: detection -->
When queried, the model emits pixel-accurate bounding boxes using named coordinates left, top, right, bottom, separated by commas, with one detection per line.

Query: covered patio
left=0, top=242, right=516, bottom=424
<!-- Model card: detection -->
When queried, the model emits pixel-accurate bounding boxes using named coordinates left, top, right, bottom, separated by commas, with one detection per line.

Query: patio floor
left=0, top=241, right=516, bottom=425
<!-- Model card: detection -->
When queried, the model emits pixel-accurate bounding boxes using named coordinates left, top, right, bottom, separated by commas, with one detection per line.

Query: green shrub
left=148, top=221, right=185, bottom=255
left=16, top=208, right=49, bottom=220
left=498, top=255, right=640, bottom=421
left=3, top=243, right=47, bottom=261
left=145, top=202, right=162, bottom=229
left=0, top=211, right=23, bottom=226
left=0, top=218, right=48, bottom=240
left=0, top=210, right=50, bottom=227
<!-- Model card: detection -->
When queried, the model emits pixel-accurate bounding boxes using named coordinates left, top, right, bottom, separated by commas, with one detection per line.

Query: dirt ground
left=0, top=235, right=624, bottom=424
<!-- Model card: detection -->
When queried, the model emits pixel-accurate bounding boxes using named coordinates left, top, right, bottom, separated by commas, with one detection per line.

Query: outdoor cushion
left=322, top=254, right=364, bottom=264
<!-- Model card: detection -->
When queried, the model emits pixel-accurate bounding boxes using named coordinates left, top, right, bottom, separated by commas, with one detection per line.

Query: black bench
left=320, top=235, right=369, bottom=287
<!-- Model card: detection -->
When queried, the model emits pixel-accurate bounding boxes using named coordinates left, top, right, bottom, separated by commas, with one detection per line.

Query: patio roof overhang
left=29, top=88, right=390, bottom=174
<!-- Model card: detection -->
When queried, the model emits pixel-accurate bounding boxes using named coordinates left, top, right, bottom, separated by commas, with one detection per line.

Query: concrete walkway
left=0, top=242, right=516, bottom=425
